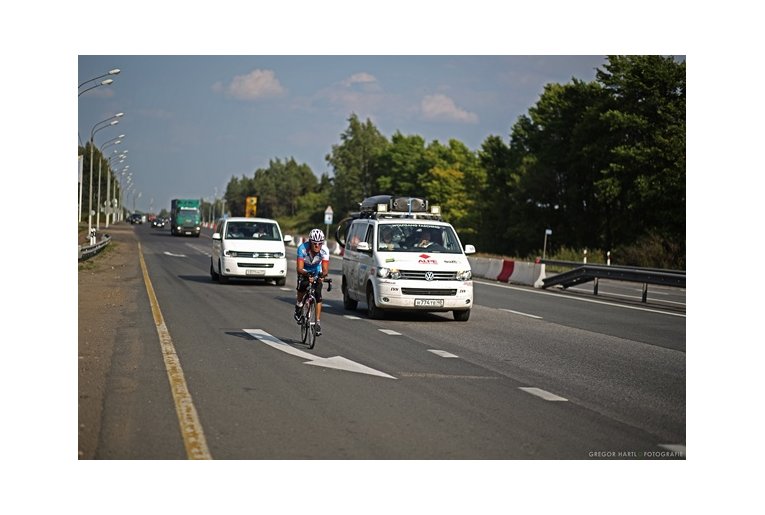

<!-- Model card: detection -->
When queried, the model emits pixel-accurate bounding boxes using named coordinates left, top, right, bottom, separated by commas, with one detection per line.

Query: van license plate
left=246, top=269, right=265, bottom=276
left=415, top=298, right=444, bottom=307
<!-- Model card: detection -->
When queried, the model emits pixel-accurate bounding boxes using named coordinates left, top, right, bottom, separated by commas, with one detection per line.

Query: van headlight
left=456, top=270, right=472, bottom=280
left=274, top=252, right=284, bottom=258
left=377, top=268, right=401, bottom=279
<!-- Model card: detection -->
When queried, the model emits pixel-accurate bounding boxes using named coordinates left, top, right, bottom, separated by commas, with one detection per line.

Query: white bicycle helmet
left=309, top=228, right=325, bottom=243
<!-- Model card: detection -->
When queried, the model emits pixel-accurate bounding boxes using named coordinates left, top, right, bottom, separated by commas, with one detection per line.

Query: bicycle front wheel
left=306, top=300, right=318, bottom=350
left=300, top=301, right=311, bottom=344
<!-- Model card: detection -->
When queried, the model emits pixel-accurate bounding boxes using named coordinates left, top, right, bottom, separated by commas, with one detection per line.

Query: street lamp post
left=86, top=113, right=124, bottom=235
left=78, top=78, right=113, bottom=97
left=123, top=181, right=134, bottom=221
left=133, top=191, right=142, bottom=213
left=106, top=162, right=127, bottom=227
left=97, top=136, right=123, bottom=229
left=79, top=68, right=121, bottom=89
left=78, top=69, right=120, bottom=97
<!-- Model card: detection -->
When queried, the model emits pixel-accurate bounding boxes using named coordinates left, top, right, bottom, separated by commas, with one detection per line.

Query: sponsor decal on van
left=418, top=253, right=438, bottom=265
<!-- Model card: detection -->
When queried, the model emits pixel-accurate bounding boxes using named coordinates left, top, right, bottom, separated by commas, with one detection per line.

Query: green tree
left=595, top=55, right=686, bottom=251
left=423, top=139, right=482, bottom=240
left=374, top=132, right=429, bottom=196
left=477, top=135, right=515, bottom=253
left=507, top=79, right=611, bottom=254
left=326, top=114, right=389, bottom=217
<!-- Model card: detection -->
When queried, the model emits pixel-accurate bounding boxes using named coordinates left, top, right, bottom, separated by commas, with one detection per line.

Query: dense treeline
left=223, top=55, right=685, bottom=268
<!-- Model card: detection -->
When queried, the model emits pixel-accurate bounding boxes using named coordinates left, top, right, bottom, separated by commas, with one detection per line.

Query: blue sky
left=78, top=55, right=611, bottom=213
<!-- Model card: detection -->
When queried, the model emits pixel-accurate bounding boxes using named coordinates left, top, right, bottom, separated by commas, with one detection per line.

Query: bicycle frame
left=298, top=274, right=331, bottom=349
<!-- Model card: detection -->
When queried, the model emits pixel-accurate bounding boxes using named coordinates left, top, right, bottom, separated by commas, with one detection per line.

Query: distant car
left=210, top=217, right=292, bottom=285
left=151, top=217, right=166, bottom=228
left=128, top=214, right=143, bottom=224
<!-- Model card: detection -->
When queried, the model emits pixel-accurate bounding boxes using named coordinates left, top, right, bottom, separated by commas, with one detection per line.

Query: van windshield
left=376, top=224, right=462, bottom=253
left=225, top=222, right=281, bottom=241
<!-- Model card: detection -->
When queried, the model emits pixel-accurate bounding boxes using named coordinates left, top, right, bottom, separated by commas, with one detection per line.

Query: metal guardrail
left=541, top=260, right=685, bottom=302
left=78, top=234, right=112, bottom=261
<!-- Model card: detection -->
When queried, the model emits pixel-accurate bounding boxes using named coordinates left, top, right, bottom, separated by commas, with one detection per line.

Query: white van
left=211, top=217, right=292, bottom=285
left=338, top=195, right=475, bottom=321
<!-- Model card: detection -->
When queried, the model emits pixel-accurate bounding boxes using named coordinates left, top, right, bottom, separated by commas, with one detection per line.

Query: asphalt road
left=98, top=223, right=685, bottom=459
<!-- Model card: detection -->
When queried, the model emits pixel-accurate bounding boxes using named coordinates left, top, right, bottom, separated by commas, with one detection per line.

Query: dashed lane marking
left=428, top=350, right=459, bottom=358
left=500, top=308, right=543, bottom=319
left=519, top=387, right=568, bottom=402
left=138, top=242, right=212, bottom=459
left=379, top=329, right=402, bottom=335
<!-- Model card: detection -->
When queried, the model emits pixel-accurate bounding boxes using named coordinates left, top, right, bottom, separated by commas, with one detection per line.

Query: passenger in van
left=378, top=227, right=399, bottom=250
left=227, top=225, right=244, bottom=239
left=415, top=229, right=433, bottom=248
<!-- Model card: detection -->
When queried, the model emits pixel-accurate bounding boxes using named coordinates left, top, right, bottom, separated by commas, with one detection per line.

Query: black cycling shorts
left=296, top=274, right=323, bottom=302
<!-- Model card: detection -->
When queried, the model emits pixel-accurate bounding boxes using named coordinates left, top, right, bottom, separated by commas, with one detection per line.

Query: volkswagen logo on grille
left=425, top=271, right=434, bottom=281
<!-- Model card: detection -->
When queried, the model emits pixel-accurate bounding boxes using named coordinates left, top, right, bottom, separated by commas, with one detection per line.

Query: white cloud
left=214, top=69, right=285, bottom=100
left=342, top=72, right=378, bottom=87
left=420, top=94, right=478, bottom=123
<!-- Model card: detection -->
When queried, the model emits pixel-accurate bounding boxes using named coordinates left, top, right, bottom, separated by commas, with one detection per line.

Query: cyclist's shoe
left=315, top=322, right=322, bottom=336
left=294, top=306, right=301, bottom=322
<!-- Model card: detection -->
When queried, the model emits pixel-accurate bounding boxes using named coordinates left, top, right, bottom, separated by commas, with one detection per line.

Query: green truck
left=170, top=199, right=201, bottom=237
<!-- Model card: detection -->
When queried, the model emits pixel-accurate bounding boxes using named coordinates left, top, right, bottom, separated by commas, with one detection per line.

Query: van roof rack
left=358, top=195, right=442, bottom=220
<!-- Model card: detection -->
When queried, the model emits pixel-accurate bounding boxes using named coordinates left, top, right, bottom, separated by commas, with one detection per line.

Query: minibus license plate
left=415, top=298, right=443, bottom=307
left=246, top=269, right=265, bottom=276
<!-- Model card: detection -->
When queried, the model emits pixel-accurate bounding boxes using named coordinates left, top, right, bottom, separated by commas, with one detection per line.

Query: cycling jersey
left=296, top=241, right=329, bottom=274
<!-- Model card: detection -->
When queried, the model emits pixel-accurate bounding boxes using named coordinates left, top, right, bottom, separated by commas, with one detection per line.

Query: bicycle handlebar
left=305, top=272, right=332, bottom=292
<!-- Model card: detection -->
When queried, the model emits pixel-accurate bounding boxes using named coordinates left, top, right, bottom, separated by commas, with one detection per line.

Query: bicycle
left=298, top=273, right=332, bottom=349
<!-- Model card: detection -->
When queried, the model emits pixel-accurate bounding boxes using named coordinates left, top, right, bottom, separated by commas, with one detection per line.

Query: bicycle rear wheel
left=300, top=300, right=311, bottom=344
left=306, top=300, right=317, bottom=349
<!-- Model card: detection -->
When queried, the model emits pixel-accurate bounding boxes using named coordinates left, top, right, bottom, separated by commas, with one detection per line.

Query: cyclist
left=294, top=228, right=330, bottom=335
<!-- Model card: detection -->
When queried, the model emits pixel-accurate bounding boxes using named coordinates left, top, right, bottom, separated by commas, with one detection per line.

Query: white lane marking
left=658, top=444, right=686, bottom=457
left=344, top=315, right=362, bottom=320
left=428, top=350, right=459, bottom=358
left=163, top=251, right=187, bottom=257
left=185, top=243, right=211, bottom=256
left=280, top=288, right=291, bottom=291
left=243, top=329, right=396, bottom=379
left=475, top=279, right=686, bottom=318
left=519, top=387, right=568, bottom=402
left=568, top=286, right=686, bottom=306
left=398, top=372, right=497, bottom=380
left=379, top=329, right=402, bottom=335
left=500, top=308, right=543, bottom=319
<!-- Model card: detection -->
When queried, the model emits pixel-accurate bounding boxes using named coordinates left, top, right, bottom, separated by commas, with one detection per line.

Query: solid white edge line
left=474, top=278, right=686, bottom=318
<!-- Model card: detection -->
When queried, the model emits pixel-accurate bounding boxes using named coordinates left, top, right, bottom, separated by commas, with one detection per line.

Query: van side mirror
left=212, top=232, right=221, bottom=240
left=283, top=234, right=293, bottom=244
left=464, top=244, right=476, bottom=255
left=356, top=242, right=370, bottom=252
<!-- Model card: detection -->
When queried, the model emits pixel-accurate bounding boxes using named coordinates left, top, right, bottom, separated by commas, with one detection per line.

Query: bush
left=613, top=232, right=685, bottom=270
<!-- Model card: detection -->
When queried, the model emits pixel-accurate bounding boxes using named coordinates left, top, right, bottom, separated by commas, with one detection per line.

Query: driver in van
left=379, top=226, right=398, bottom=250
